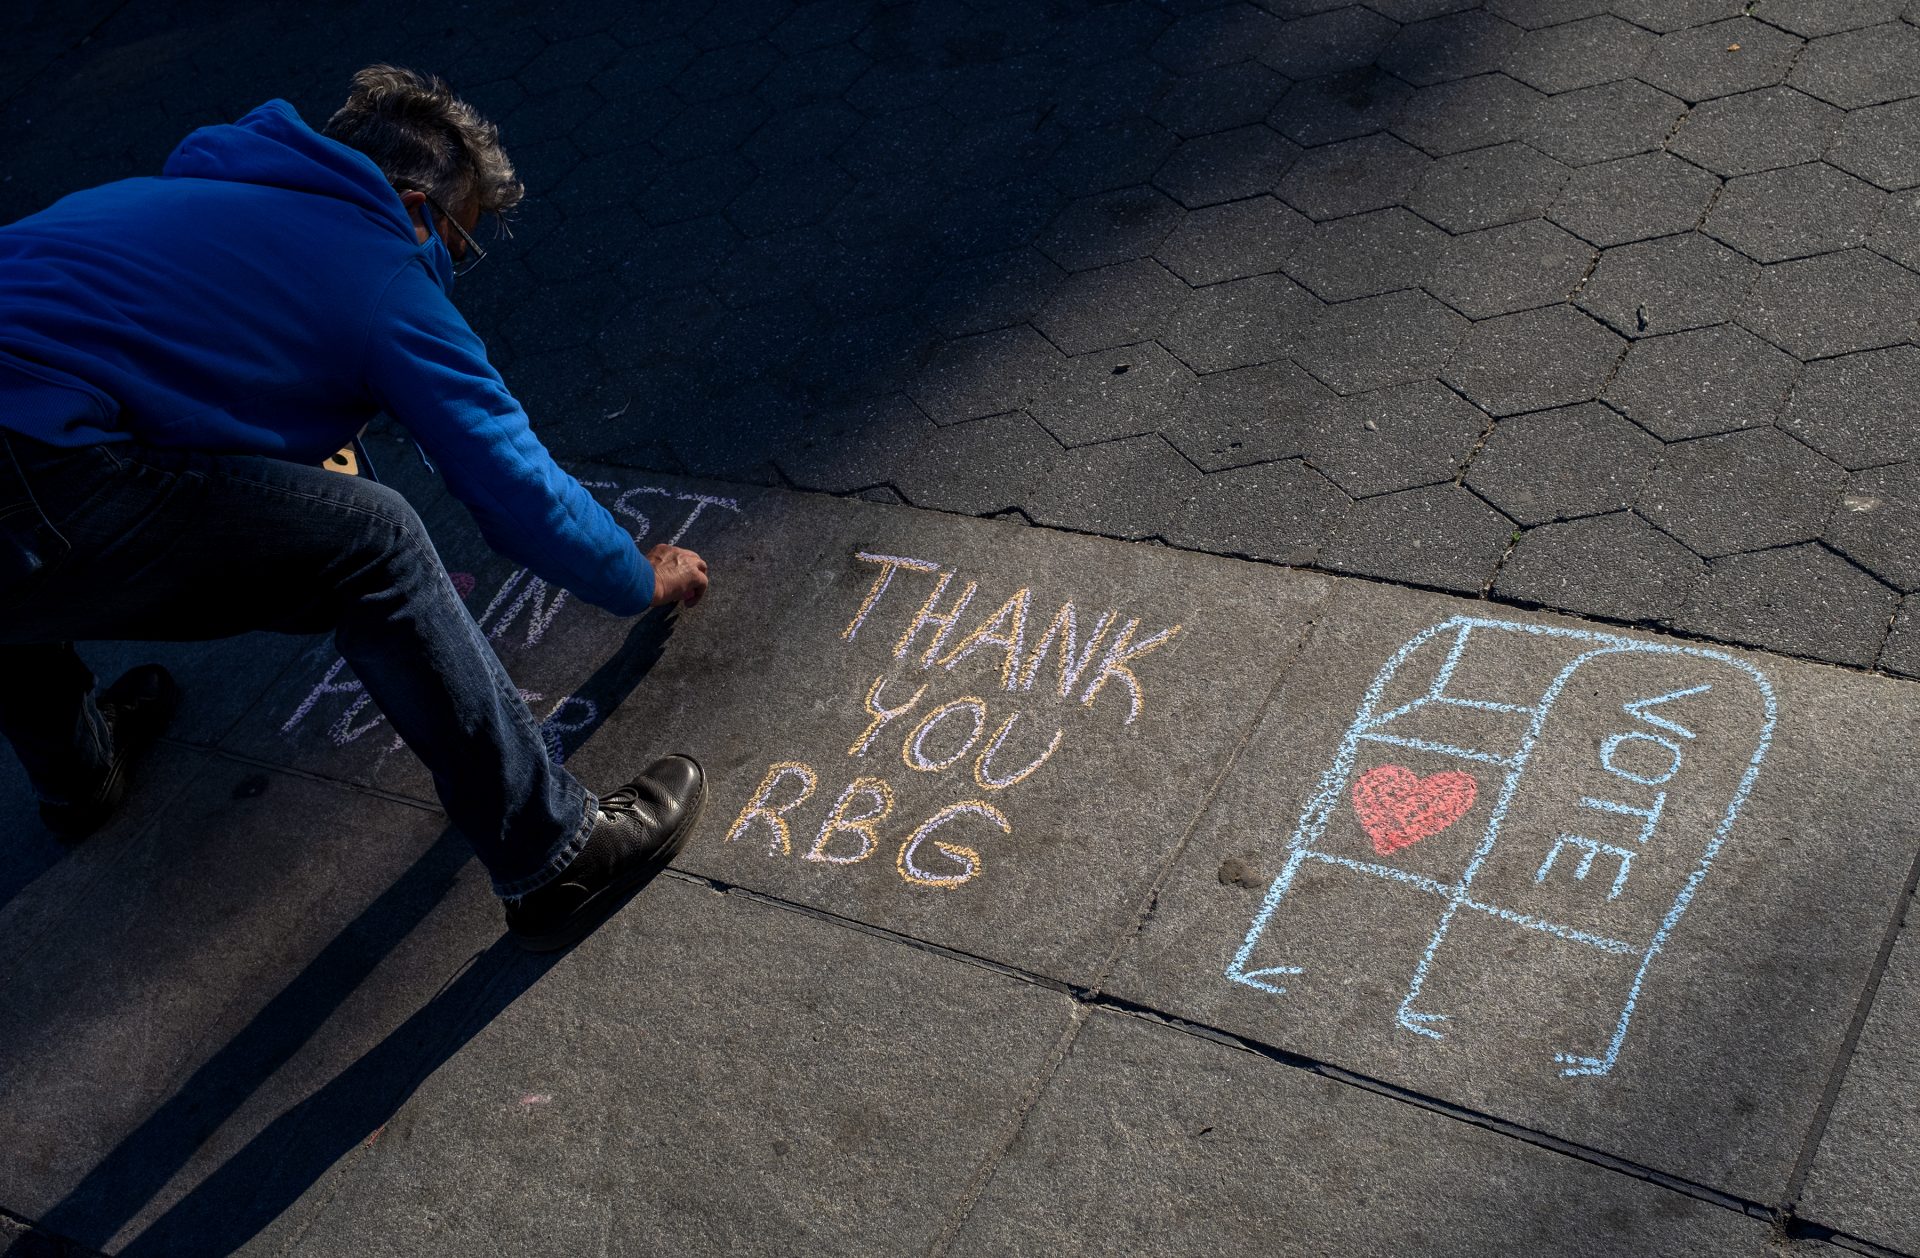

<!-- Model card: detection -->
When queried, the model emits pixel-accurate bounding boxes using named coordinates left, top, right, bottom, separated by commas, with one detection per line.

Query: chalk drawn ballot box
left=1228, top=616, right=1774, bottom=1079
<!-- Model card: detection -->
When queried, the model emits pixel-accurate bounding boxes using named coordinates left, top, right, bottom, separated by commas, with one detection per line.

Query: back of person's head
left=321, top=64, right=523, bottom=226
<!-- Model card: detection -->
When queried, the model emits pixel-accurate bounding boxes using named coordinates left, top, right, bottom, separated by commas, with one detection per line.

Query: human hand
left=647, top=543, right=709, bottom=609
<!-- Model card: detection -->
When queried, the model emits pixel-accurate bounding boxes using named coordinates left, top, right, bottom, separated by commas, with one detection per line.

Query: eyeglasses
left=405, top=187, right=488, bottom=277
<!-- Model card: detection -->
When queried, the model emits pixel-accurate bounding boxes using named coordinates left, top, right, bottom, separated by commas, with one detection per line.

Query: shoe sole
left=40, top=672, right=183, bottom=842
left=511, top=780, right=707, bottom=954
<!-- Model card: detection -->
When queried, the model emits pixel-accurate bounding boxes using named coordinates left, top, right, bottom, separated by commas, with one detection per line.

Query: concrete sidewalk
left=2, top=433, right=1916, bottom=1256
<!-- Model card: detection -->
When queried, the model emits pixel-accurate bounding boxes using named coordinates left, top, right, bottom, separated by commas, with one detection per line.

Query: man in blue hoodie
left=0, top=66, right=707, bottom=952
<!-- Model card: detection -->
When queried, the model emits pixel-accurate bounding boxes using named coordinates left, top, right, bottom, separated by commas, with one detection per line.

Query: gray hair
left=321, top=64, right=524, bottom=225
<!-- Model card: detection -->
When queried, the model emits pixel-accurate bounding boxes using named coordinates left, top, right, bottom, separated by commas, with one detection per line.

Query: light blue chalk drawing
left=1225, top=616, right=1776, bottom=1079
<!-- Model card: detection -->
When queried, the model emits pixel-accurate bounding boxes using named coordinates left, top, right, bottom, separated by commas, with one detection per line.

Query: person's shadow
left=25, top=608, right=680, bottom=1257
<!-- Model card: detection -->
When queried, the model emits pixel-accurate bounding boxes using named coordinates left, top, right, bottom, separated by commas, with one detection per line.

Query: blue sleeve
left=359, top=263, right=654, bottom=615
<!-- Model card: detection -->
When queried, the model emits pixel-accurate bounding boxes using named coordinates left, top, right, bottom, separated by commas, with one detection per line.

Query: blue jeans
left=0, top=432, right=593, bottom=899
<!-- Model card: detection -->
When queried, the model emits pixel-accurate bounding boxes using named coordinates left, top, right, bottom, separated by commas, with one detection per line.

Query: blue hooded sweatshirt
left=0, top=98, right=653, bottom=614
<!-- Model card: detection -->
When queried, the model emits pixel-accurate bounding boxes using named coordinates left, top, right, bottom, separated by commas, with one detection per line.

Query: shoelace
left=600, top=781, right=644, bottom=817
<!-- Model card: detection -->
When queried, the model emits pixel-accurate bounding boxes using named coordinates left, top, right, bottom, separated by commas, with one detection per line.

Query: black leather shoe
left=40, top=664, right=182, bottom=841
left=504, top=754, right=705, bottom=953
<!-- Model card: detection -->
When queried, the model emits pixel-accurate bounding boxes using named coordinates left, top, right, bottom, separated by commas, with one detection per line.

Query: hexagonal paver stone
left=1162, top=360, right=1336, bottom=471
left=1871, top=189, right=1920, bottom=270
left=642, top=154, right=757, bottom=225
left=1390, top=74, right=1546, bottom=157
left=1370, top=0, right=1482, bottom=21
left=728, top=161, right=854, bottom=237
left=1406, top=142, right=1571, bottom=233
left=892, top=409, right=1065, bottom=517
left=1494, top=511, right=1704, bottom=620
left=1035, top=259, right=1193, bottom=355
left=1465, top=402, right=1662, bottom=524
left=1603, top=324, right=1801, bottom=439
left=1443, top=305, right=1625, bottom=415
left=1379, top=11, right=1524, bottom=86
left=1706, top=162, right=1887, bottom=263
left=1151, top=4, right=1283, bottom=74
left=776, top=394, right=929, bottom=493
left=924, top=247, right=1067, bottom=337
left=1549, top=152, right=1721, bottom=246
left=1160, top=273, right=1322, bottom=373
left=1781, top=345, right=1920, bottom=467
left=1638, top=18, right=1805, bottom=102
left=1283, top=208, right=1447, bottom=303
left=1428, top=220, right=1594, bottom=319
left=1741, top=249, right=1920, bottom=359
left=1826, top=463, right=1920, bottom=590
left=1293, top=290, right=1469, bottom=395
left=741, top=101, right=862, bottom=169
left=1275, top=134, right=1433, bottom=221
left=1829, top=99, right=1920, bottom=190
left=1753, top=0, right=1907, bottom=37
left=1155, top=196, right=1309, bottom=286
left=1164, top=459, right=1351, bottom=565
left=1502, top=15, right=1656, bottom=93
left=1576, top=232, right=1760, bottom=337
left=517, top=33, right=624, bottom=97
left=1150, top=63, right=1292, bottom=138
left=1302, top=379, right=1490, bottom=497
left=1879, top=598, right=1920, bottom=676
left=1790, top=22, right=1920, bottom=108
left=1038, top=186, right=1184, bottom=273
left=1154, top=126, right=1302, bottom=209
left=908, top=325, right=1066, bottom=424
left=1607, top=0, right=1745, bottom=33
left=1640, top=427, right=1845, bottom=556
left=1669, top=543, right=1897, bottom=666
left=1486, top=0, right=1612, bottom=26
left=1022, top=434, right=1203, bottom=542
left=1045, top=118, right=1179, bottom=199
left=1027, top=342, right=1197, bottom=448
left=1669, top=87, right=1844, bottom=178
left=1271, top=69, right=1415, bottom=148
left=674, top=42, right=784, bottom=102
left=1319, top=484, right=1515, bottom=594
left=1260, top=6, right=1399, bottom=80
left=1525, top=79, right=1687, bottom=166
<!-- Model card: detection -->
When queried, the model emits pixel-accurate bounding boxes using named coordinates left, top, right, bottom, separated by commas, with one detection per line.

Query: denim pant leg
left=0, top=437, right=595, bottom=897
left=0, top=643, right=109, bottom=806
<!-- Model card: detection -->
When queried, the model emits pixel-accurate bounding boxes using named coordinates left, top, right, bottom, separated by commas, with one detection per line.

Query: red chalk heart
left=1351, top=765, right=1478, bottom=857
left=450, top=572, right=476, bottom=600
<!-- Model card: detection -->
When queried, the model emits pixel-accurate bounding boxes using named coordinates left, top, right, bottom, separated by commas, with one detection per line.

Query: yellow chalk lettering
left=893, top=571, right=978, bottom=665
left=1079, top=620, right=1184, bottom=725
left=902, top=696, right=989, bottom=773
left=1018, top=602, right=1117, bottom=699
left=972, top=712, right=1064, bottom=791
left=843, top=552, right=941, bottom=642
left=804, top=776, right=895, bottom=865
left=897, top=800, right=1010, bottom=889
left=724, top=761, right=819, bottom=856
left=849, top=674, right=927, bottom=757
left=937, top=587, right=1031, bottom=690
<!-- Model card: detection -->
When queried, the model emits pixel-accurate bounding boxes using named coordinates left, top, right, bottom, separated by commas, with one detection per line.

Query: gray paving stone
left=890, top=411, right=1066, bottom=516
left=1641, top=428, right=1845, bottom=557
left=1781, top=344, right=1920, bottom=468
left=1609, top=0, right=1745, bottom=30
left=1282, top=207, right=1447, bottom=303
left=1669, top=87, right=1844, bottom=178
left=1549, top=153, right=1722, bottom=248
left=1162, top=360, right=1337, bottom=471
left=1487, top=0, right=1613, bottom=27
left=1034, top=258, right=1192, bottom=356
left=1160, top=272, right=1322, bottom=373
left=1740, top=248, right=1920, bottom=360
left=1869, top=187, right=1920, bottom=269
left=907, top=325, right=1065, bottom=426
left=775, top=395, right=928, bottom=493
left=1379, top=10, right=1524, bottom=87
left=1502, top=14, right=1656, bottom=93
left=1165, top=459, right=1351, bottom=565
left=1154, top=195, right=1310, bottom=285
left=948, top=1010, right=1767, bottom=1258
left=1790, top=21, right=1920, bottom=108
left=924, top=247, right=1067, bottom=337
left=1443, top=305, right=1626, bottom=417
left=1706, top=162, right=1887, bottom=263
left=1639, top=18, right=1805, bottom=103
left=1105, top=578, right=1920, bottom=1198
left=1044, top=117, right=1179, bottom=199
left=1259, top=5, right=1398, bottom=79
left=1390, top=73, right=1544, bottom=159
left=1671, top=542, right=1898, bottom=664
left=1829, top=97, right=1920, bottom=190
left=1800, top=914, right=1920, bottom=1251
left=1495, top=511, right=1706, bottom=620
left=1577, top=232, right=1761, bottom=338
left=1319, top=484, right=1515, bottom=592
left=1526, top=78, right=1688, bottom=167
left=1038, top=185, right=1184, bottom=273
left=1294, top=289, right=1469, bottom=395
left=1407, top=141, right=1571, bottom=234
left=1756, top=0, right=1908, bottom=36
left=1151, top=62, right=1292, bottom=137
left=1152, top=125, right=1302, bottom=209
left=1369, top=0, right=1480, bottom=20
left=1826, top=463, right=1920, bottom=592
left=1428, top=219, right=1595, bottom=319
left=1466, top=402, right=1662, bottom=525
left=1024, top=433, right=1210, bottom=541
left=1151, top=3, right=1284, bottom=74
left=1880, top=598, right=1920, bottom=677
left=1603, top=323, right=1801, bottom=440
left=1029, top=342, right=1197, bottom=448
left=1303, top=379, right=1490, bottom=498
left=1275, top=133, right=1434, bottom=222
left=1270, top=68, right=1416, bottom=148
